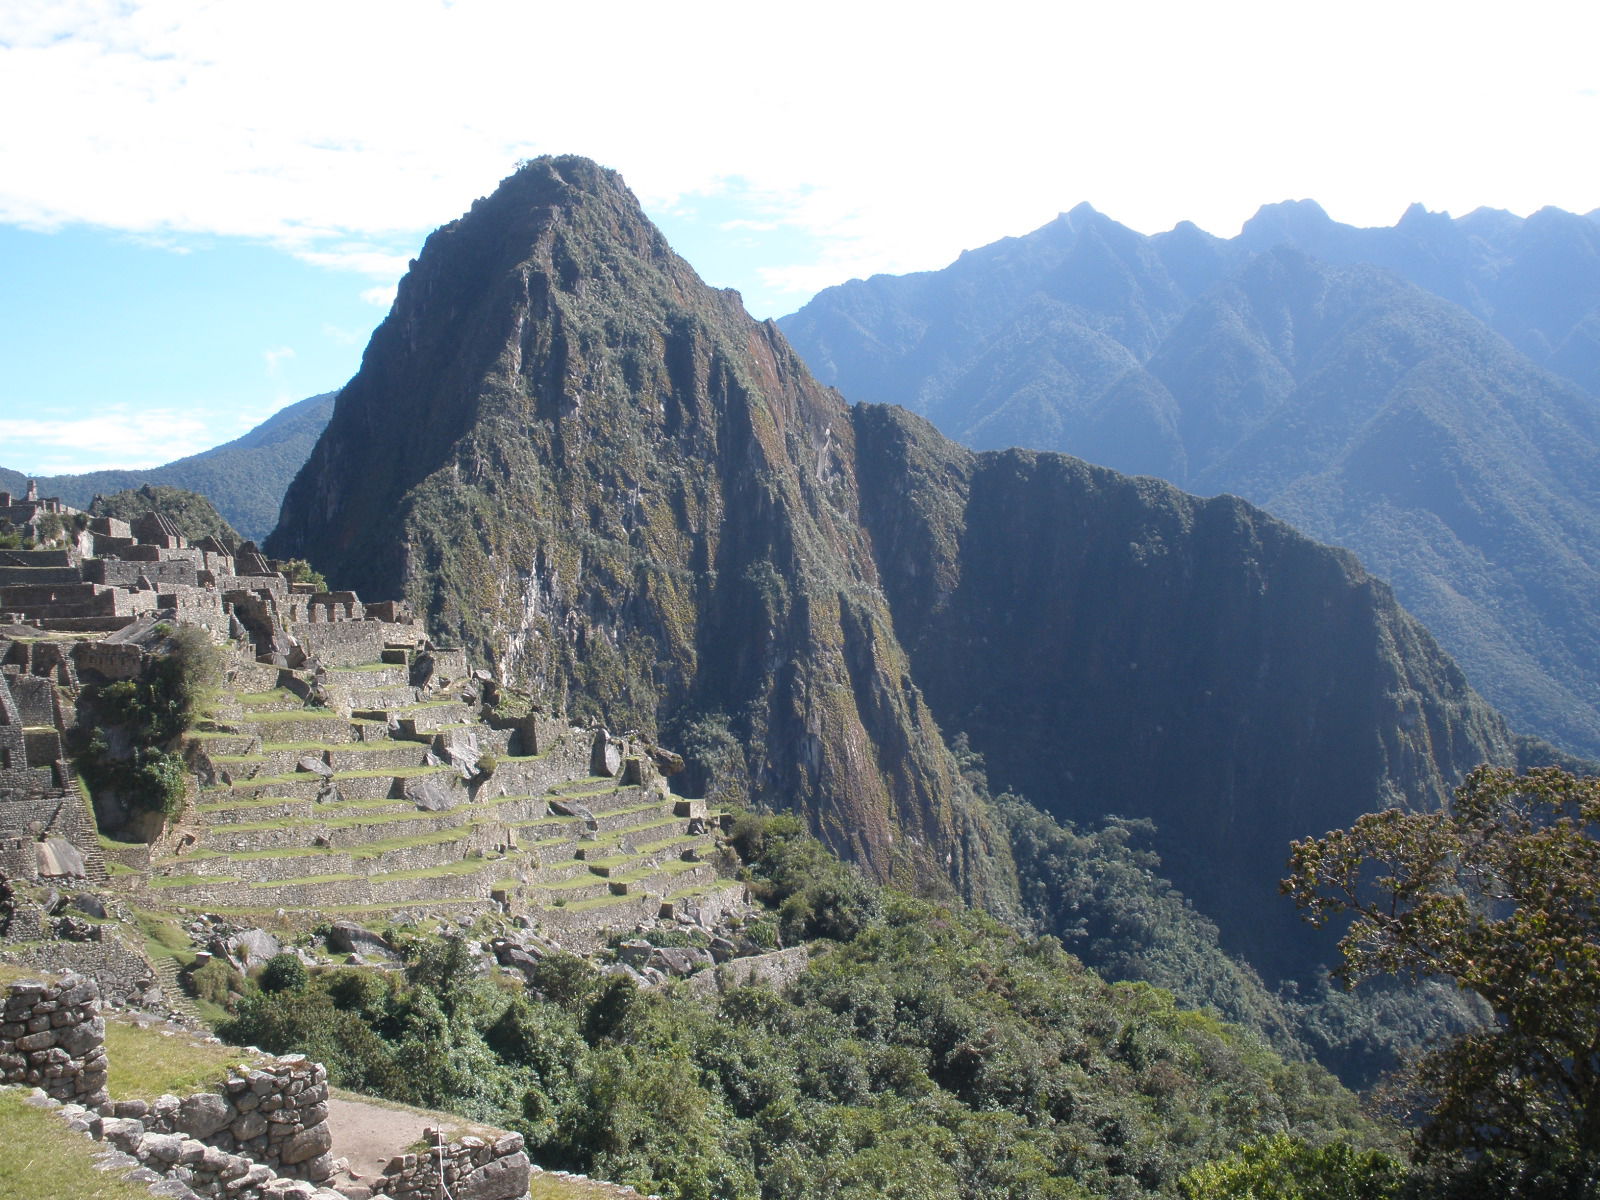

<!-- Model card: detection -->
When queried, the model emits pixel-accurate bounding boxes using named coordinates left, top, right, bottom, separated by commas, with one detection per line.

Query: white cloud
left=321, top=323, right=362, bottom=346
left=8, top=407, right=216, bottom=471
left=360, top=285, right=398, bottom=308
left=263, top=346, right=295, bottom=376
left=0, top=0, right=1596, bottom=316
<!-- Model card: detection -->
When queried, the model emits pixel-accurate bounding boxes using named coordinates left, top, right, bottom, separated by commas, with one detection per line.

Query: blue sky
left=3, top=0, right=1597, bottom=475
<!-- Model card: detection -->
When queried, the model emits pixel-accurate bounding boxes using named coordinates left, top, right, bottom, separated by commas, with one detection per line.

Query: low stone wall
left=371, top=1132, right=530, bottom=1200
left=0, top=971, right=108, bottom=1105
left=109, top=1054, right=338, bottom=1183
left=86, top=1106, right=345, bottom=1200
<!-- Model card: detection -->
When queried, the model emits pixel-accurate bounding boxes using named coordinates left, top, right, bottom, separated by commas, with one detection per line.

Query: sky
left=3, top=0, right=1597, bottom=476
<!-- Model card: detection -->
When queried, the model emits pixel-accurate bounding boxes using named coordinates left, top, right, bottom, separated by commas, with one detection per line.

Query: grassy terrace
left=234, top=707, right=340, bottom=723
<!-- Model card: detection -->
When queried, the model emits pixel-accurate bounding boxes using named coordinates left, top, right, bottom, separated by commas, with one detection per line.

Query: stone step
left=147, top=952, right=205, bottom=1023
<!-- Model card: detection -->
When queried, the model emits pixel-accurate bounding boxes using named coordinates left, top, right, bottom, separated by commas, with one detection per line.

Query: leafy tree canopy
left=1284, top=765, right=1600, bottom=1181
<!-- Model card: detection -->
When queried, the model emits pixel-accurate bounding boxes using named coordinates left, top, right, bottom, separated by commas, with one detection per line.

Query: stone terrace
left=138, top=645, right=734, bottom=945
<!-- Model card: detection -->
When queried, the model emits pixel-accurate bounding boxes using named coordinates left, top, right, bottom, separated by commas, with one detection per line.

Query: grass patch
left=239, top=707, right=339, bottom=723
left=133, top=911, right=195, bottom=967
left=103, top=1017, right=253, bottom=1099
left=0, top=1090, right=157, bottom=1200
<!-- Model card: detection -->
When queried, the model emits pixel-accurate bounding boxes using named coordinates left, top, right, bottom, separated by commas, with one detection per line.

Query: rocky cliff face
left=852, top=404, right=1521, bottom=975
left=272, top=158, right=1532, bottom=982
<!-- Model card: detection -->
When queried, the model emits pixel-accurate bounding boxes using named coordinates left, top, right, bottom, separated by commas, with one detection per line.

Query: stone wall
left=288, top=622, right=391, bottom=667
left=84, top=558, right=201, bottom=587
left=0, top=934, right=162, bottom=1009
left=371, top=1132, right=530, bottom=1200
left=6, top=672, right=60, bottom=725
left=0, top=971, right=109, bottom=1105
left=86, top=1109, right=346, bottom=1200
left=110, top=1054, right=338, bottom=1183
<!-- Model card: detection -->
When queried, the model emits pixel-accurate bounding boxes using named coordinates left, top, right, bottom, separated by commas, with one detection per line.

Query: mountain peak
left=1238, top=198, right=1335, bottom=247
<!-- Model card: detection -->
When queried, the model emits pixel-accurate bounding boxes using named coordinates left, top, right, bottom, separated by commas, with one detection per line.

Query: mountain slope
left=270, top=157, right=1536, bottom=986
left=268, top=156, right=1014, bottom=911
left=781, top=210, right=1600, bottom=759
left=2, top=390, right=337, bottom=541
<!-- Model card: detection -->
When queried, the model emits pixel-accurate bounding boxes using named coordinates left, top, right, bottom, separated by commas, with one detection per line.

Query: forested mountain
left=780, top=204, right=1600, bottom=759
left=270, top=157, right=1548, bottom=997
left=1, top=389, right=336, bottom=540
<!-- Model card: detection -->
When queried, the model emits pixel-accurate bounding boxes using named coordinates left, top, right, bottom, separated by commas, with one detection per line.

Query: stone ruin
left=0, top=492, right=424, bottom=885
left=5, top=971, right=534, bottom=1200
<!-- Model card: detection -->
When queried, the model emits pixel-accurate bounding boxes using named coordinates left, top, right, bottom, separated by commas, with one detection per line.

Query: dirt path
left=325, top=1091, right=505, bottom=1186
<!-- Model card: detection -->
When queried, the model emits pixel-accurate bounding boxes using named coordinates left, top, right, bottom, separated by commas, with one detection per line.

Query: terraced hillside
left=134, top=642, right=737, bottom=944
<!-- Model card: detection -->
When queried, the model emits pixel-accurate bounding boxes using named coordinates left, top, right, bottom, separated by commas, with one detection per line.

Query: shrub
left=259, top=953, right=308, bottom=993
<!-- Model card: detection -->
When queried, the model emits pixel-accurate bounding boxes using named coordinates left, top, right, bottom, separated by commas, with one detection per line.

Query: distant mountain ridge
left=2, top=390, right=337, bottom=541
left=780, top=202, right=1600, bottom=759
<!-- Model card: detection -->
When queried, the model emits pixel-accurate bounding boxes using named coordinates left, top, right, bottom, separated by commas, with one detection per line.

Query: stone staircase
left=131, top=647, right=736, bottom=942
left=147, top=949, right=205, bottom=1023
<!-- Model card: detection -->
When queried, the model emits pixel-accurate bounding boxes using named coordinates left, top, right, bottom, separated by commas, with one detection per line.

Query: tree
left=1283, top=765, right=1600, bottom=1177
left=1178, top=1134, right=1405, bottom=1200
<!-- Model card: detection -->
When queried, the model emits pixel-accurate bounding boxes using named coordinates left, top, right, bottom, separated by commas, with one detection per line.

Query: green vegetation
left=0, top=1090, right=159, bottom=1200
left=87, top=483, right=241, bottom=546
left=275, top=558, right=328, bottom=590
left=76, top=626, right=221, bottom=819
left=1285, top=766, right=1600, bottom=1192
left=259, top=952, right=309, bottom=993
left=103, top=1018, right=247, bottom=1100
left=218, top=815, right=1383, bottom=1199
left=1176, top=1134, right=1406, bottom=1200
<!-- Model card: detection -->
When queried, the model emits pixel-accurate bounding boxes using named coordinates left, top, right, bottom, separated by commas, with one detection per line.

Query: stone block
left=179, top=1091, right=234, bottom=1139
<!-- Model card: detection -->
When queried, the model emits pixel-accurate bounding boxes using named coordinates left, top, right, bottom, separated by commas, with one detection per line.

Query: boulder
left=296, top=756, right=334, bottom=778
left=590, top=729, right=623, bottom=777
left=404, top=776, right=458, bottom=813
left=227, top=928, right=282, bottom=970
left=326, top=921, right=394, bottom=960
left=547, top=798, right=596, bottom=830
left=71, top=893, right=109, bottom=919
left=36, top=838, right=86, bottom=879
left=617, top=939, right=653, bottom=967
left=178, top=1092, right=233, bottom=1140
left=458, top=1153, right=531, bottom=1200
